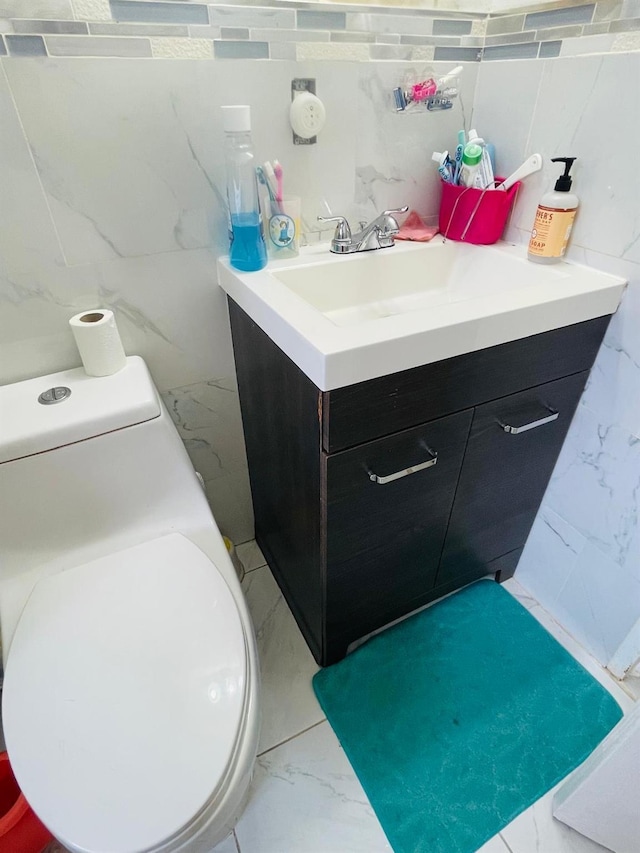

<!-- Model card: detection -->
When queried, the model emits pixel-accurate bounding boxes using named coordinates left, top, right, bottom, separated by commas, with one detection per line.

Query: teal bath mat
left=313, top=580, right=622, bottom=853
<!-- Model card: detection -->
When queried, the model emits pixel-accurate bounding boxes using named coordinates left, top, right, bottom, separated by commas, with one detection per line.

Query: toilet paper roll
left=69, top=309, right=127, bottom=377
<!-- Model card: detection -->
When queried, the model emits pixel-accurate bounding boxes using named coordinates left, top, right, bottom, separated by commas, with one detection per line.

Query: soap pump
left=528, top=157, right=579, bottom=264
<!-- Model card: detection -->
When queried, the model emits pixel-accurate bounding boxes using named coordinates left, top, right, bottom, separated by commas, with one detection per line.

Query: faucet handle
left=379, top=206, right=409, bottom=237
left=382, top=206, right=409, bottom=218
left=318, top=216, right=351, bottom=254
left=317, top=215, right=352, bottom=246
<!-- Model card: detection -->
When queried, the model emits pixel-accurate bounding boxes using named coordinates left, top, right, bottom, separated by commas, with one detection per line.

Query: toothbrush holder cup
left=438, top=178, right=521, bottom=244
left=266, top=196, right=301, bottom=259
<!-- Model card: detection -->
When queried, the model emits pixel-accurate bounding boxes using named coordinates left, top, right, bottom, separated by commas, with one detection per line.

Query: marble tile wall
left=471, top=51, right=640, bottom=666
left=0, top=54, right=478, bottom=542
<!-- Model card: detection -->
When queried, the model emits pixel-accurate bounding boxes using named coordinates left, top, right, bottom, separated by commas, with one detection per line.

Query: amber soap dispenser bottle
left=528, top=157, right=579, bottom=264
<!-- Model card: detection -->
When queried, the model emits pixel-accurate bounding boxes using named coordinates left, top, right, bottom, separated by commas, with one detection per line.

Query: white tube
left=69, top=309, right=127, bottom=377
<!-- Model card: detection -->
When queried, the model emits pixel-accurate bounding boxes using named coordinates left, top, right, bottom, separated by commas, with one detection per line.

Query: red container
left=0, top=753, right=52, bottom=853
left=438, top=177, right=521, bottom=244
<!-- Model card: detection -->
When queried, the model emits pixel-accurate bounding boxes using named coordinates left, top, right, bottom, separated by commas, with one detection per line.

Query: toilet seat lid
left=2, top=534, right=247, bottom=853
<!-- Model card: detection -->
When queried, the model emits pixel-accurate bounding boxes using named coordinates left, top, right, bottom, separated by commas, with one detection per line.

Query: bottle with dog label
left=528, top=157, right=578, bottom=264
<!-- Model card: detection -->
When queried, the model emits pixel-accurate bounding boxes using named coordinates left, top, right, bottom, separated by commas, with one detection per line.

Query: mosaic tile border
left=483, top=0, right=640, bottom=59
left=0, top=0, right=638, bottom=60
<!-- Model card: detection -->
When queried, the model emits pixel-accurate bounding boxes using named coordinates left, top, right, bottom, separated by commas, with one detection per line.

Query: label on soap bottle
left=528, top=205, right=577, bottom=258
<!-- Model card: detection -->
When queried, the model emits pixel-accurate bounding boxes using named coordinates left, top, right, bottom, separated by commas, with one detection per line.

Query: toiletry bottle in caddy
left=458, top=143, right=484, bottom=188
left=528, top=157, right=579, bottom=264
left=221, top=105, right=267, bottom=272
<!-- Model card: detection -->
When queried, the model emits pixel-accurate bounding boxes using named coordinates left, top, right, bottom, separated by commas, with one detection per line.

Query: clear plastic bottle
left=221, top=105, right=267, bottom=272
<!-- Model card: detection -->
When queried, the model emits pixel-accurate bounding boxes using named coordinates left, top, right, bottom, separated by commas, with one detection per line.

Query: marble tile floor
left=227, top=539, right=635, bottom=853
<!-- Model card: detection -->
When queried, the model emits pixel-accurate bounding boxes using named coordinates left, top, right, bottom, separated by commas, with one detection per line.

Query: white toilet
left=0, top=356, right=260, bottom=853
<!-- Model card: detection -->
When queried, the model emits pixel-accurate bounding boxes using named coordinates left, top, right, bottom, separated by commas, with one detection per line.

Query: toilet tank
left=0, top=355, right=160, bottom=465
left=0, top=357, right=215, bottom=586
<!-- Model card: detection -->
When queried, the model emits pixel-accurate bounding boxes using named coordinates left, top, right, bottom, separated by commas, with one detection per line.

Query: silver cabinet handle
left=368, top=446, right=437, bottom=484
left=499, top=406, right=559, bottom=434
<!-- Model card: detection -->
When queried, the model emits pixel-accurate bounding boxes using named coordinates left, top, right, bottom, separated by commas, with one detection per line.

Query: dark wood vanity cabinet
left=229, top=298, right=610, bottom=666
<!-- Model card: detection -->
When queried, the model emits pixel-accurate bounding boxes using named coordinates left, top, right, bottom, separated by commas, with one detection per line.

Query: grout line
left=244, top=561, right=267, bottom=574
left=232, top=828, right=241, bottom=853
left=0, top=62, right=70, bottom=267
left=523, top=52, right=547, bottom=157
left=617, top=675, right=640, bottom=701
left=257, top=718, right=326, bottom=758
left=516, top=585, right=634, bottom=709
left=236, top=538, right=268, bottom=573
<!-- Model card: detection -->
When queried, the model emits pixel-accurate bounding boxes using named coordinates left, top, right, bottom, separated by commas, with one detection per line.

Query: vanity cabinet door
left=436, top=370, right=589, bottom=588
left=324, top=408, right=473, bottom=645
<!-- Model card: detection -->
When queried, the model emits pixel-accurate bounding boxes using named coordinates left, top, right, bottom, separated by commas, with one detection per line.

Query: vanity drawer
left=322, top=315, right=609, bottom=452
left=324, top=408, right=472, bottom=641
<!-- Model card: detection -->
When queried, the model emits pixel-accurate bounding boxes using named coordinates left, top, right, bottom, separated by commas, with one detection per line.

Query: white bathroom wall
left=471, top=50, right=640, bottom=665
left=0, top=54, right=478, bottom=542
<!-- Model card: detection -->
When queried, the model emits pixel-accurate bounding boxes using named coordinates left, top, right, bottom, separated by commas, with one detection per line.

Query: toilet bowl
left=0, top=357, right=260, bottom=853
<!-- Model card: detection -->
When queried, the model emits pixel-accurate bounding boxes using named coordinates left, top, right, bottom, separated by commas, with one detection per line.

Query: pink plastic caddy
left=438, top=178, right=520, bottom=244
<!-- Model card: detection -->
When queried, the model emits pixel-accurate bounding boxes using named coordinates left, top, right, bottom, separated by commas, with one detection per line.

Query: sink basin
left=271, top=240, right=563, bottom=327
left=217, top=240, right=626, bottom=391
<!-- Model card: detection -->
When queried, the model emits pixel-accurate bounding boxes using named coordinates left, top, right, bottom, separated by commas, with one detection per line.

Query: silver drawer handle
left=499, top=406, right=559, bottom=435
left=368, top=447, right=437, bottom=484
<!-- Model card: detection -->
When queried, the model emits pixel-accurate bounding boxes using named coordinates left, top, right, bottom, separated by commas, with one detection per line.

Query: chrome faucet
left=317, top=207, right=408, bottom=254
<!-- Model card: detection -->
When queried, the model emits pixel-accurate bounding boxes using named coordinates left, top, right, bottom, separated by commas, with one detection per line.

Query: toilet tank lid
left=0, top=356, right=161, bottom=464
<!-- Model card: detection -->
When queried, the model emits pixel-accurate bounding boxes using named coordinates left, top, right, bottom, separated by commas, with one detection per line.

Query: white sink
left=271, top=239, right=562, bottom=328
left=217, top=240, right=626, bottom=391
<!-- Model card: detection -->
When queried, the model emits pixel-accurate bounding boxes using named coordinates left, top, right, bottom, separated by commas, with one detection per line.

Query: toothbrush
left=453, top=143, right=464, bottom=184
left=262, top=161, right=278, bottom=200
left=255, top=167, right=274, bottom=225
left=497, top=153, right=543, bottom=191
left=256, top=166, right=277, bottom=204
left=454, top=130, right=465, bottom=184
left=273, top=159, right=284, bottom=203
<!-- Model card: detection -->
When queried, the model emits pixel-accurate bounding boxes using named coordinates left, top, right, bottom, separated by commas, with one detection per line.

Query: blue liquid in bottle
left=230, top=212, right=267, bottom=272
